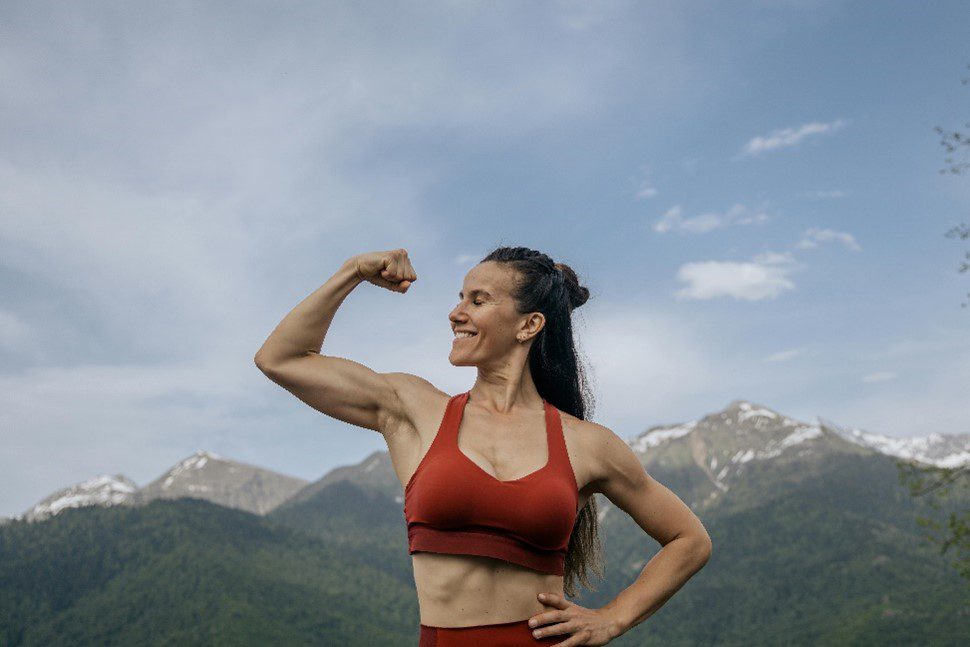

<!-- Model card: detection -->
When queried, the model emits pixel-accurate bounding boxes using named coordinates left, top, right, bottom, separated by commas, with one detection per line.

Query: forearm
left=254, top=257, right=363, bottom=368
left=603, top=535, right=712, bottom=637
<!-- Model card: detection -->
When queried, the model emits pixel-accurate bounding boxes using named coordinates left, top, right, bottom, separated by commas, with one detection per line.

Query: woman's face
left=449, top=262, right=538, bottom=367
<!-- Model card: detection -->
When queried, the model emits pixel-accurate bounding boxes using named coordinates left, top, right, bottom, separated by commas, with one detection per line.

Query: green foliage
left=2, top=454, right=968, bottom=645
left=897, top=459, right=970, bottom=582
left=0, top=498, right=418, bottom=646
left=266, top=479, right=414, bottom=584
left=577, top=454, right=970, bottom=646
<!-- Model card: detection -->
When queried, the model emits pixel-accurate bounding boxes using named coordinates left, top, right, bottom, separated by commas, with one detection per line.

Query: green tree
left=896, top=459, right=970, bottom=582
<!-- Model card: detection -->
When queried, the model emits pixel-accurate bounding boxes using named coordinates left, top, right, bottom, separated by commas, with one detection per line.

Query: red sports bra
left=403, top=390, right=580, bottom=576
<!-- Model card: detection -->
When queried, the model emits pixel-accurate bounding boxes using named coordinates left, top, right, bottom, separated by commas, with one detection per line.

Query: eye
left=473, top=300, right=484, bottom=306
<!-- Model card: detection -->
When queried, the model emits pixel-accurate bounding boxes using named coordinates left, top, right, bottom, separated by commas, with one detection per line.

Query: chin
left=448, top=351, right=475, bottom=367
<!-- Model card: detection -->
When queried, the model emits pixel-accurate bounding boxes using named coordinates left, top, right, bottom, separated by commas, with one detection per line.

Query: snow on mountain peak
left=627, top=400, right=970, bottom=472
left=20, top=474, right=138, bottom=522
left=631, top=421, right=696, bottom=452
left=817, top=416, right=970, bottom=468
left=162, top=450, right=224, bottom=489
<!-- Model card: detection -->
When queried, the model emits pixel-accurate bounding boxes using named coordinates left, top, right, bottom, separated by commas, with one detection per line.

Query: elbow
left=694, top=534, right=713, bottom=565
left=254, top=351, right=309, bottom=376
left=702, top=540, right=713, bottom=563
left=678, top=532, right=712, bottom=566
left=254, top=352, right=277, bottom=374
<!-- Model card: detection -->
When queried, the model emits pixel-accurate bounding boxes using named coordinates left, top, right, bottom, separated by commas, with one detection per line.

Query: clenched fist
left=351, top=249, right=418, bottom=293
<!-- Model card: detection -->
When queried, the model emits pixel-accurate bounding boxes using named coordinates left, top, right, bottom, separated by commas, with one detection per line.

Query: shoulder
left=560, top=412, right=649, bottom=494
left=568, top=414, right=712, bottom=552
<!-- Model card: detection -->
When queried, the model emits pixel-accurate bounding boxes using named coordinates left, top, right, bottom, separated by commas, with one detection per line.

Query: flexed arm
left=254, top=249, right=420, bottom=434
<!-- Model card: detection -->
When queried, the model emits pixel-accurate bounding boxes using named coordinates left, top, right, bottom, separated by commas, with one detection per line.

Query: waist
left=412, top=552, right=564, bottom=628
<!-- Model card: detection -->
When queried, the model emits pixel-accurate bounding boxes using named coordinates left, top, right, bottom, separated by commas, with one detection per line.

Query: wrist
left=601, top=604, right=630, bottom=639
left=342, top=257, right=364, bottom=282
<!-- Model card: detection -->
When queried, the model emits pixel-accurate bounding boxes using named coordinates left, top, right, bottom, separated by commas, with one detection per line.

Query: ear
left=520, top=312, right=545, bottom=341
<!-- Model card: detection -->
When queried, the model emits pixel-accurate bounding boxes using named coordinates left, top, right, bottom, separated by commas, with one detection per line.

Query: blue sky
left=2, top=0, right=968, bottom=517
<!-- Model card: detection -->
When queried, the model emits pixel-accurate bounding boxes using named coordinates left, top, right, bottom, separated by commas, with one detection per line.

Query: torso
left=383, top=387, right=599, bottom=627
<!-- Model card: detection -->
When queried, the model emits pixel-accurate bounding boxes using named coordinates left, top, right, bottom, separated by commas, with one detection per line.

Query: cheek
left=479, top=314, right=518, bottom=343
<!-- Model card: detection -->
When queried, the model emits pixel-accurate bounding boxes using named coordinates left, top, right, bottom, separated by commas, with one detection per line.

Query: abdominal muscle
left=412, top=551, right=564, bottom=627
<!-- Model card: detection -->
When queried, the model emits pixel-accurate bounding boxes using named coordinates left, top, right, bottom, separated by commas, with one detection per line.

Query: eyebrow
left=459, top=289, right=492, bottom=298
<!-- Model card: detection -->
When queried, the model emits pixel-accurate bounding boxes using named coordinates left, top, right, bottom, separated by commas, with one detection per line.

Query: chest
left=456, top=406, right=553, bottom=482
left=388, top=393, right=594, bottom=501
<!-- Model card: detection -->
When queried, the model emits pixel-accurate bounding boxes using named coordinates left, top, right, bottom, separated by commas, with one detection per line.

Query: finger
left=538, top=593, right=570, bottom=610
left=373, top=268, right=402, bottom=290
left=388, top=248, right=408, bottom=276
left=532, top=617, right=575, bottom=639
left=388, top=256, right=414, bottom=288
left=400, top=263, right=417, bottom=291
left=528, top=611, right=558, bottom=629
left=378, top=277, right=402, bottom=292
left=380, top=258, right=396, bottom=279
left=380, top=260, right=406, bottom=291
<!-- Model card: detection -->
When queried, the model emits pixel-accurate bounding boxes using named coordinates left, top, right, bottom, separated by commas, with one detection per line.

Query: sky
left=2, top=0, right=969, bottom=517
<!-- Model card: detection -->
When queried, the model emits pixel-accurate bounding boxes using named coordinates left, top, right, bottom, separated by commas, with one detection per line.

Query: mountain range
left=2, top=398, right=968, bottom=645
left=5, top=398, right=968, bottom=525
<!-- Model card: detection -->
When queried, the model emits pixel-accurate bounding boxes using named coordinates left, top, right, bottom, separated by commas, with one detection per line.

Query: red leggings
left=419, top=617, right=562, bottom=646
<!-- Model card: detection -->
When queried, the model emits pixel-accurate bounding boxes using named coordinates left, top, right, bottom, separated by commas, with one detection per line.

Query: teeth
left=455, top=332, right=476, bottom=338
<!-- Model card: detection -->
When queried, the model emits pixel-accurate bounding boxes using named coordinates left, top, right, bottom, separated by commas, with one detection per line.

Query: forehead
left=460, top=262, right=513, bottom=295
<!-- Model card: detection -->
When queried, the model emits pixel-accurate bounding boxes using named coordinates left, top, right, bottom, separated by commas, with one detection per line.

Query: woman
left=255, top=247, right=712, bottom=646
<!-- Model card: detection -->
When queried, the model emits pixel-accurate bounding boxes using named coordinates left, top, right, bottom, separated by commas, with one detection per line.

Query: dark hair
left=479, top=246, right=604, bottom=597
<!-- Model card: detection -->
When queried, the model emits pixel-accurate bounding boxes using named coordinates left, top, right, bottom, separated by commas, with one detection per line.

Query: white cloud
left=735, top=119, right=847, bottom=158
left=673, top=254, right=800, bottom=301
left=653, top=203, right=771, bottom=234
left=794, top=227, right=862, bottom=251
